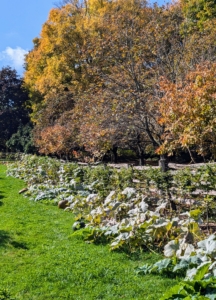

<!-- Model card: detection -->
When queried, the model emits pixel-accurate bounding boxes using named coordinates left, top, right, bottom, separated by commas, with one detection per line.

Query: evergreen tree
left=0, top=67, right=30, bottom=151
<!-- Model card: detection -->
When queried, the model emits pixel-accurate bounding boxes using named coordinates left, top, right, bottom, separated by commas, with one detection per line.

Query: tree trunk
left=186, top=146, right=196, bottom=164
left=111, top=146, right=118, bottom=163
left=137, top=143, right=145, bottom=166
left=159, top=154, right=168, bottom=172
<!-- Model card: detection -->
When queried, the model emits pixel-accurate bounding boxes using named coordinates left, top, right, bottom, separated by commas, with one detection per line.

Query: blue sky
left=0, top=0, right=56, bottom=75
left=0, top=0, right=167, bottom=76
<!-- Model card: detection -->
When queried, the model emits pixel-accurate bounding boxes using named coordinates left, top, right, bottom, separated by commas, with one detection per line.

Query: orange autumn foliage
left=35, top=125, right=72, bottom=156
left=157, top=62, right=216, bottom=158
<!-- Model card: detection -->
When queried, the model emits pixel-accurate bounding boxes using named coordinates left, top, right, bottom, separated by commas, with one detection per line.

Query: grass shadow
left=0, top=191, right=5, bottom=200
left=0, top=230, right=28, bottom=250
left=0, top=192, right=5, bottom=205
left=0, top=230, right=11, bottom=247
left=10, top=241, right=28, bottom=250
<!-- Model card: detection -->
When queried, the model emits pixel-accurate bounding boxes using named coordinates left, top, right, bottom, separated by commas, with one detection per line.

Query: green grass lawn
left=0, top=164, right=177, bottom=300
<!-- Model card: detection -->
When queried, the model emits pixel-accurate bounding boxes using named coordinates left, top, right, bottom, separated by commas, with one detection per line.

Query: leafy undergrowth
left=0, top=164, right=177, bottom=300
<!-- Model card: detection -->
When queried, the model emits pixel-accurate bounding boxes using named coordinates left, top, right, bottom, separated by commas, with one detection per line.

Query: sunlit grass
left=0, top=164, right=177, bottom=299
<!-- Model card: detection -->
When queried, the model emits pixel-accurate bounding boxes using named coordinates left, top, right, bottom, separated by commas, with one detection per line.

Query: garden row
left=7, top=155, right=216, bottom=299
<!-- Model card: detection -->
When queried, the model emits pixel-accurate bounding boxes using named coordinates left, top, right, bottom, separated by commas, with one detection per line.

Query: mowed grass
left=0, top=164, right=177, bottom=300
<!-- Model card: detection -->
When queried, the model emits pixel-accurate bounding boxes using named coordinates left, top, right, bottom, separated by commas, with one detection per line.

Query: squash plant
left=7, top=155, right=216, bottom=254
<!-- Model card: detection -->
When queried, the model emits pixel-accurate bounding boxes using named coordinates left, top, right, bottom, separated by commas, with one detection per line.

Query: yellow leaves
left=24, top=2, right=85, bottom=98
left=195, top=75, right=204, bottom=87
left=156, top=143, right=168, bottom=155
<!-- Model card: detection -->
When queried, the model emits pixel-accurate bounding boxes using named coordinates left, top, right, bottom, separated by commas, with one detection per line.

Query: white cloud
left=0, top=46, right=28, bottom=72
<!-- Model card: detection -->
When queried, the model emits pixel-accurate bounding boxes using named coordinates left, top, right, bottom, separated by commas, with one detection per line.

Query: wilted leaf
left=164, top=240, right=179, bottom=257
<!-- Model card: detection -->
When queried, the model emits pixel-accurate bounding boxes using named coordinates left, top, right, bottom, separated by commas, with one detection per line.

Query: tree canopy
left=22, top=0, right=216, bottom=162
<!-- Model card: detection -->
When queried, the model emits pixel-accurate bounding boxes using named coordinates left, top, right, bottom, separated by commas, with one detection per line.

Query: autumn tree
left=24, top=0, right=186, bottom=162
left=157, top=62, right=216, bottom=161
left=24, top=3, right=89, bottom=155
left=35, top=124, right=73, bottom=157
left=76, top=0, right=187, bottom=163
left=24, top=0, right=216, bottom=163
left=155, top=1, right=216, bottom=161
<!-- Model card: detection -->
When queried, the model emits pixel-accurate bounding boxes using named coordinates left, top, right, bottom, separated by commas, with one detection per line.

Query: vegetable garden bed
left=4, top=155, right=216, bottom=299
left=0, top=163, right=178, bottom=299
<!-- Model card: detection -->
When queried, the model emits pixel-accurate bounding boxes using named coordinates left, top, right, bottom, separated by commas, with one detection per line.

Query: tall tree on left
left=0, top=67, right=30, bottom=151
